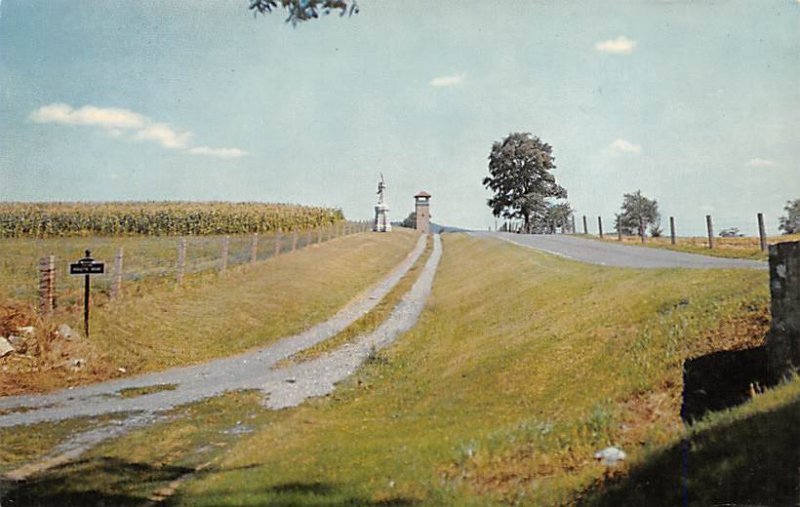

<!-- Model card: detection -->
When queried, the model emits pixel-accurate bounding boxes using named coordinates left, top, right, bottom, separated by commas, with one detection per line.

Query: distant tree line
left=482, top=133, right=800, bottom=238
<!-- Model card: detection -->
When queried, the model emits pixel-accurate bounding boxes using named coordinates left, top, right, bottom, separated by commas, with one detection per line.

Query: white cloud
left=30, top=103, right=145, bottom=129
left=189, top=146, right=247, bottom=158
left=135, top=123, right=191, bottom=149
left=607, top=138, right=642, bottom=155
left=748, top=158, right=777, bottom=167
left=595, top=36, right=637, bottom=55
left=29, top=102, right=245, bottom=157
left=429, top=73, right=466, bottom=87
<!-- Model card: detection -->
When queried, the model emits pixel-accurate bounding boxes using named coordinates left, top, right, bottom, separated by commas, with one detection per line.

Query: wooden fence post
left=292, top=230, right=298, bottom=251
left=221, top=236, right=229, bottom=272
left=706, top=214, right=714, bottom=249
left=582, top=215, right=588, bottom=235
left=767, top=241, right=800, bottom=382
left=111, top=247, right=124, bottom=300
left=38, top=255, right=55, bottom=314
left=177, top=238, right=186, bottom=285
left=250, top=233, right=259, bottom=263
left=571, top=215, right=576, bottom=235
left=597, top=216, right=604, bottom=239
left=670, top=216, right=676, bottom=245
left=274, top=230, right=282, bottom=257
left=317, top=226, right=323, bottom=244
left=758, top=213, right=767, bottom=252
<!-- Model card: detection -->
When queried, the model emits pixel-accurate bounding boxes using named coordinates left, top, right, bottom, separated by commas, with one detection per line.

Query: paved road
left=469, top=232, right=766, bottom=269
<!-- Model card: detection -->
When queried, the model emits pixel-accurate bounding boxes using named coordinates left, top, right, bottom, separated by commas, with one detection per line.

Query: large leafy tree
left=249, top=0, right=358, bottom=24
left=483, top=133, right=567, bottom=233
left=779, top=199, right=800, bottom=234
left=615, top=190, right=661, bottom=237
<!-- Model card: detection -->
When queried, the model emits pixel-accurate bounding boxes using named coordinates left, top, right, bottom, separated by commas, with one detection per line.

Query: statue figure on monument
left=377, top=173, right=387, bottom=205
left=373, top=173, right=391, bottom=232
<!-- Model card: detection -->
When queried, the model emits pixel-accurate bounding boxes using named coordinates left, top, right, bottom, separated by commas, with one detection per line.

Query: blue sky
left=1, top=0, right=798, bottom=234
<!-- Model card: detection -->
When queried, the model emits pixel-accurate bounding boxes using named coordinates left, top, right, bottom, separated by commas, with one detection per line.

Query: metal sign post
left=69, top=250, right=105, bottom=338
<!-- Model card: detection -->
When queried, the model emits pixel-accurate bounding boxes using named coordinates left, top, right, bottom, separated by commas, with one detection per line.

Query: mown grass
left=0, top=413, right=127, bottom=475
left=591, top=233, right=800, bottom=261
left=0, top=226, right=354, bottom=303
left=162, top=233, right=778, bottom=506
left=0, top=391, right=278, bottom=506
left=281, top=235, right=434, bottom=367
left=1, top=229, right=418, bottom=393
left=118, top=383, right=178, bottom=399
left=578, top=373, right=800, bottom=506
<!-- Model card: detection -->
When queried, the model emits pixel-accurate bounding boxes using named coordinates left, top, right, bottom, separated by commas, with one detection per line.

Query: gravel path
left=470, top=232, right=766, bottom=269
left=0, top=233, right=436, bottom=428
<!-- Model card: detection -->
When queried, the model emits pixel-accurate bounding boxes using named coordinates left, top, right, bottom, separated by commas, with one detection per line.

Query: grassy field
left=591, top=233, right=800, bottom=261
left=158, top=233, right=782, bottom=505
left=0, top=224, right=360, bottom=303
left=3, top=233, right=795, bottom=505
left=0, top=229, right=418, bottom=394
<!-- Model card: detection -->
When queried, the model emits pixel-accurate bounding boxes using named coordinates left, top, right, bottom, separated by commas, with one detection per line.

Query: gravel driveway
left=0, top=234, right=440, bottom=428
left=470, top=232, right=766, bottom=269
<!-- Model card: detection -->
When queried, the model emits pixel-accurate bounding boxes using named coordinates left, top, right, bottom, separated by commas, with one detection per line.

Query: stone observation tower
left=414, top=191, right=431, bottom=234
left=373, top=174, right=391, bottom=232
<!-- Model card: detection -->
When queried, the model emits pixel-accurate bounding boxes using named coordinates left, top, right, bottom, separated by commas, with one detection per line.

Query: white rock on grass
left=57, top=324, right=78, bottom=340
left=0, top=337, right=14, bottom=357
left=594, top=446, right=626, bottom=466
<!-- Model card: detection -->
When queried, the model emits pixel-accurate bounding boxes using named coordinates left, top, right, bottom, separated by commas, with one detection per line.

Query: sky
left=1, top=0, right=799, bottom=235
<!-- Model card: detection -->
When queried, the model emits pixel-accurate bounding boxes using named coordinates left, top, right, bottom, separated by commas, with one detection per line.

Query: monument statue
left=373, top=173, right=392, bottom=232
left=377, top=175, right=387, bottom=204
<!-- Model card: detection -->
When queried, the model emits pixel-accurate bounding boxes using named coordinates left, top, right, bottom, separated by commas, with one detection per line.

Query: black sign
left=70, top=254, right=105, bottom=275
left=70, top=262, right=105, bottom=275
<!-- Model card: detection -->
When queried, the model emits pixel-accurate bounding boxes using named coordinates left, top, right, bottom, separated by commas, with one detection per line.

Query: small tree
left=400, top=211, right=416, bottom=229
left=779, top=199, right=800, bottom=234
left=615, top=190, right=661, bottom=237
left=537, top=202, right=573, bottom=233
left=483, top=132, right=567, bottom=234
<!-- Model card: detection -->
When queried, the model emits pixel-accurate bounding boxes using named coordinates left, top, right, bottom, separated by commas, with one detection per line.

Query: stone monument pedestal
left=373, top=203, right=391, bottom=232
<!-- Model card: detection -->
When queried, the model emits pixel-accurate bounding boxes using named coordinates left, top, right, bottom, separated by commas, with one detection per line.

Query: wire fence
left=498, top=211, right=777, bottom=251
left=0, top=221, right=373, bottom=310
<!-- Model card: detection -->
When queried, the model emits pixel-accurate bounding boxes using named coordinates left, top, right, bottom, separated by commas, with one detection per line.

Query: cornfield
left=0, top=202, right=344, bottom=238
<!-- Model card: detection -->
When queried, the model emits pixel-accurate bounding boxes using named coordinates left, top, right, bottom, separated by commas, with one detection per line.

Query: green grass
left=590, top=233, right=800, bottom=261
left=0, top=391, right=279, bottom=506
left=2, top=229, right=419, bottom=393
left=93, top=229, right=419, bottom=372
left=580, top=374, right=800, bottom=506
left=281, top=235, right=433, bottom=367
left=118, top=384, right=178, bottom=399
left=0, top=413, right=128, bottom=475
left=7, top=233, right=788, bottom=506
left=0, top=226, right=356, bottom=303
left=165, top=233, right=774, bottom=506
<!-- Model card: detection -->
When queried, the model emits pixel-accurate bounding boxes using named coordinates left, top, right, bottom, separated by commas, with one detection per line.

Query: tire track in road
left=0, top=234, right=442, bottom=482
